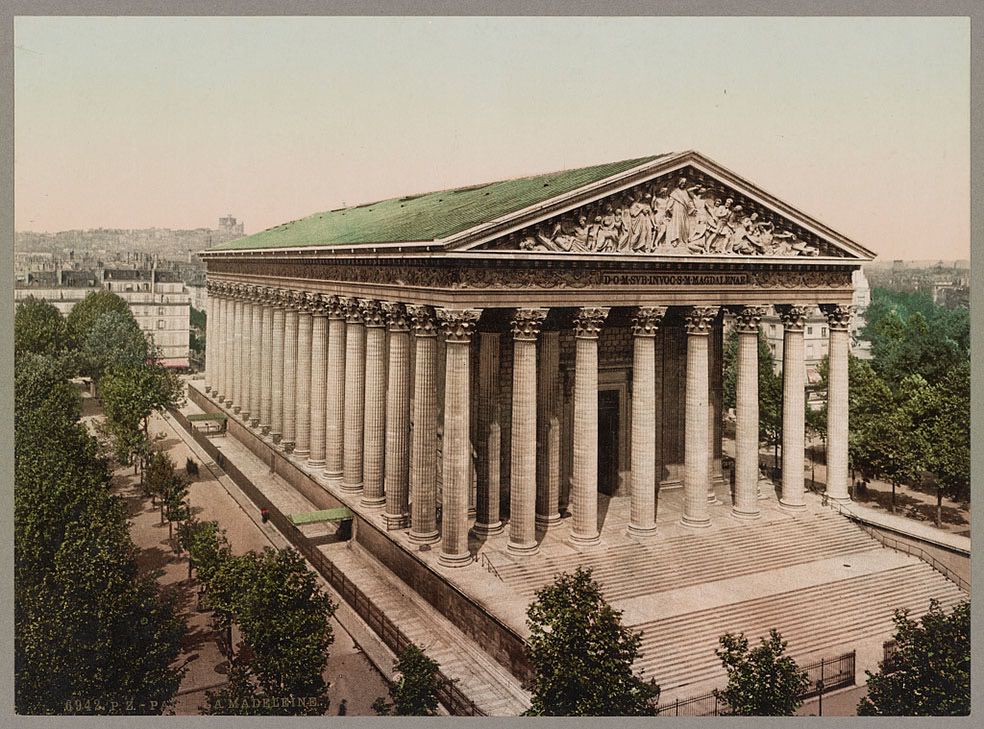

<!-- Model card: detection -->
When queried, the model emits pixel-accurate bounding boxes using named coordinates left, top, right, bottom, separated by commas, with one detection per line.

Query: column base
left=535, top=513, right=562, bottom=529
left=339, top=481, right=364, bottom=493
left=507, top=540, right=539, bottom=557
left=307, top=458, right=326, bottom=468
left=467, top=507, right=476, bottom=519
left=779, top=498, right=807, bottom=512
left=408, top=529, right=440, bottom=545
left=472, top=520, right=504, bottom=537
left=323, top=471, right=343, bottom=486
left=438, top=551, right=473, bottom=568
left=293, top=449, right=310, bottom=459
left=681, top=514, right=711, bottom=529
left=569, top=531, right=600, bottom=547
left=731, top=507, right=761, bottom=520
left=706, top=493, right=721, bottom=504
left=628, top=523, right=659, bottom=538
left=360, top=495, right=386, bottom=508
left=383, top=513, right=410, bottom=530
left=826, top=493, right=852, bottom=504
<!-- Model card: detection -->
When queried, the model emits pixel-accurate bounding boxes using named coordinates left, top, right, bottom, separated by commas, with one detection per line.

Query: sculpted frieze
left=492, top=170, right=835, bottom=258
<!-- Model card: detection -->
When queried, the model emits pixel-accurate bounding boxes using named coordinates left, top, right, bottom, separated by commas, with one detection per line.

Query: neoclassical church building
left=193, top=151, right=965, bottom=706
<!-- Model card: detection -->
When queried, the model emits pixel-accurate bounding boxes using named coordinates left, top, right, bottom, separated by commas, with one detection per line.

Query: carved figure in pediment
left=592, top=204, right=621, bottom=252
left=627, top=193, right=655, bottom=252
left=651, top=187, right=671, bottom=249
left=705, top=197, right=733, bottom=252
left=666, top=177, right=695, bottom=247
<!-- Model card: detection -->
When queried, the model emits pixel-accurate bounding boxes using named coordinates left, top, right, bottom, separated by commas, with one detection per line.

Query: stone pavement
left=105, top=399, right=388, bottom=715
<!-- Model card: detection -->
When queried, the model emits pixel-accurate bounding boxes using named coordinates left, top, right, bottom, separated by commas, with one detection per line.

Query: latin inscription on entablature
left=208, top=259, right=853, bottom=291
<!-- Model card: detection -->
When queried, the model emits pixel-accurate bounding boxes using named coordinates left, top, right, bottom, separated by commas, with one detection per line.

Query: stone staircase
left=630, top=561, right=967, bottom=693
left=495, top=511, right=883, bottom=602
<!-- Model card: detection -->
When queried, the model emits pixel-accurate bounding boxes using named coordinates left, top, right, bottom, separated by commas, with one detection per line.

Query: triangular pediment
left=447, top=152, right=873, bottom=261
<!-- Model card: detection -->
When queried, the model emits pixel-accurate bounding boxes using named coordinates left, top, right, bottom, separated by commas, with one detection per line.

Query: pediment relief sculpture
left=497, top=171, right=834, bottom=258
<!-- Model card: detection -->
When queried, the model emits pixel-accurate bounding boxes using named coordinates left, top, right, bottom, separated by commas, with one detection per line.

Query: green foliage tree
left=713, top=628, right=810, bottom=716
left=524, top=567, right=660, bottom=716
left=100, top=363, right=184, bottom=469
left=372, top=644, right=442, bottom=716
left=15, top=297, right=68, bottom=359
left=65, top=289, right=130, bottom=350
left=178, top=519, right=231, bottom=584
left=857, top=600, right=970, bottom=716
left=15, top=353, right=186, bottom=714
left=201, top=664, right=274, bottom=716
left=81, top=310, right=149, bottom=384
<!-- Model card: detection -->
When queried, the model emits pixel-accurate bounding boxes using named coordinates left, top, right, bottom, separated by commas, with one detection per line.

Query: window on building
left=157, top=320, right=165, bottom=330
left=822, top=327, right=828, bottom=337
left=807, top=344, right=815, bottom=359
left=807, top=326, right=814, bottom=336
left=769, top=324, right=776, bottom=335
left=159, top=306, right=166, bottom=315
left=125, top=284, right=133, bottom=292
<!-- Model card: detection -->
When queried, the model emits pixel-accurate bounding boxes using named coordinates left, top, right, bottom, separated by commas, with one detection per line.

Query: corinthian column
left=408, top=305, right=440, bottom=544
left=259, top=289, right=274, bottom=435
left=281, top=291, right=300, bottom=453
left=682, top=306, right=718, bottom=528
left=382, top=302, right=411, bottom=528
left=270, top=290, right=286, bottom=443
left=437, top=307, right=481, bottom=568
left=222, top=290, right=234, bottom=406
left=248, top=291, right=263, bottom=428
left=536, top=330, right=561, bottom=528
left=293, top=294, right=314, bottom=458
left=308, top=295, right=329, bottom=467
left=822, top=304, right=853, bottom=503
left=204, top=281, right=215, bottom=394
left=778, top=304, right=810, bottom=511
left=208, top=283, right=222, bottom=398
left=240, top=292, right=255, bottom=423
left=231, top=289, right=245, bottom=413
left=324, top=296, right=347, bottom=483
left=508, top=308, right=546, bottom=556
left=732, top=305, right=768, bottom=519
left=474, top=332, right=503, bottom=536
left=629, top=305, right=667, bottom=537
left=570, top=307, right=609, bottom=546
left=361, top=300, right=388, bottom=507
left=341, top=298, right=366, bottom=493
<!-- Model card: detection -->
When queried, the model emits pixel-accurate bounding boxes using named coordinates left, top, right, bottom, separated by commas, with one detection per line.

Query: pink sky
left=14, top=16, right=970, bottom=260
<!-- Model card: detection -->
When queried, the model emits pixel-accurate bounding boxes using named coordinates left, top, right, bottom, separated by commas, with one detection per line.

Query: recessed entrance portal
left=598, top=389, right=620, bottom=496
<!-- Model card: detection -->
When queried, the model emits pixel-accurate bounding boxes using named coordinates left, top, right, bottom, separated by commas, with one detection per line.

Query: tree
left=372, top=644, right=442, bottom=716
left=65, top=289, right=130, bottom=351
left=857, top=600, right=970, bottom=716
left=15, top=297, right=68, bottom=358
left=713, top=629, right=810, bottom=716
left=81, top=310, right=149, bottom=384
left=524, top=567, right=660, bottom=716
left=178, top=519, right=231, bottom=584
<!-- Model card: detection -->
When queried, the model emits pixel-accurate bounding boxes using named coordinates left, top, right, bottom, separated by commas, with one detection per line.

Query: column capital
left=381, top=301, right=412, bottom=332
left=776, top=304, right=812, bottom=332
left=437, top=308, right=482, bottom=343
left=684, top=305, right=720, bottom=335
left=510, top=308, right=547, bottom=341
left=343, top=297, right=364, bottom=323
left=574, top=307, right=610, bottom=339
left=820, top=303, right=853, bottom=331
left=326, top=294, right=347, bottom=319
left=205, top=279, right=218, bottom=295
left=632, top=305, right=668, bottom=337
left=308, top=292, right=330, bottom=317
left=283, top=289, right=306, bottom=311
left=406, top=304, right=439, bottom=337
left=244, top=283, right=262, bottom=301
left=730, top=305, right=769, bottom=333
left=359, top=299, right=387, bottom=328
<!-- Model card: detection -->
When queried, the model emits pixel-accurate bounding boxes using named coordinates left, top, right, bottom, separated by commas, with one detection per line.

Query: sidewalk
left=106, top=401, right=388, bottom=715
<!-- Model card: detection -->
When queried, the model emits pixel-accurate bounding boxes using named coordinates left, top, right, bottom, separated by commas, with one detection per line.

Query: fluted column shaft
left=535, top=331, right=561, bottom=528
left=241, top=299, right=255, bottom=421
left=259, top=296, right=274, bottom=434
left=233, top=296, right=246, bottom=413
left=408, top=306, right=440, bottom=544
left=293, top=302, right=313, bottom=458
left=270, top=299, right=286, bottom=442
left=383, top=303, right=411, bottom=528
left=324, top=300, right=347, bottom=482
left=779, top=305, right=809, bottom=510
left=341, top=299, right=366, bottom=492
left=683, top=306, right=718, bottom=528
left=204, top=286, right=214, bottom=393
left=308, top=301, right=329, bottom=466
left=629, top=306, right=666, bottom=536
left=570, top=307, right=609, bottom=545
left=474, top=333, right=502, bottom=536
left=362, top=301, right=388, bottom=506
left=733, top=306, right=767, bottom=518
left=823, top=304, right=853, bottom=502
left=509, top=308, right=546, bottom=555
left=248, top=298, right=263, bottom=427
left=223, top=295, right=235, bottom=405
left=281, top=298, right=299, bottom=451
left=210, top=290, right=222, bottom=398
left=437, top=308, right=481, bottom=568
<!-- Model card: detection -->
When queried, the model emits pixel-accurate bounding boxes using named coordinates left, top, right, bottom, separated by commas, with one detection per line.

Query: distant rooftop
left=208, top=155, right=668, bottom=251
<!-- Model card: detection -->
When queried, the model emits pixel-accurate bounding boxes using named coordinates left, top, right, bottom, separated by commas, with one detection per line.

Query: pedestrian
left=260, top=507, right=270, bottom=523
left=338, top=698, right=348, bottom=715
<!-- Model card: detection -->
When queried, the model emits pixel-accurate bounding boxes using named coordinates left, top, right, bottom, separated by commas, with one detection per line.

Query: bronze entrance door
left=598, top=389, right=620, bottom=496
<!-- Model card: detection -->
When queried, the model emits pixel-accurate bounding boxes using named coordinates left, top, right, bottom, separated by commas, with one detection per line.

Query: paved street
left=93, top=397, right=388, bottom=715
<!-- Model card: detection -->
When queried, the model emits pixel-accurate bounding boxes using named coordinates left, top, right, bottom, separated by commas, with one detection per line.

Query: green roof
left=209, top=155, right=666, bottom=251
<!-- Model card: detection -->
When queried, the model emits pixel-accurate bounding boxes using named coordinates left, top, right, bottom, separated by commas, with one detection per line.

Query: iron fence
left=655, top=650, right=855, bottom=716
